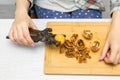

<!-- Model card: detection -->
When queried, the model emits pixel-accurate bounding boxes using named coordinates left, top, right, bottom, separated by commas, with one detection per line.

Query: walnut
left=60, top=44, right=67, bottom=54
left=78, top=55, right=87, bottom=63
left=64, top=40, right=74, bottom=49
left=77, top=39, right=85, bottom=51
left=74, top=52, right=81, bottom=60
left=59, top=31, right=102, bottom=64
left=70, top=34, right=78, bottom=44
left=82, top=30, right=93, bottom=40
left=90, top=40, right=100, bottom=52
left=82, top=48, right=91, bottom=59
left=60, top=39, right=75, bottom=54
left=65, top=49, right=75, bottom=58
left=60, top=34, right=91, bottom=63
left=77, top=48, right=91, bottom=63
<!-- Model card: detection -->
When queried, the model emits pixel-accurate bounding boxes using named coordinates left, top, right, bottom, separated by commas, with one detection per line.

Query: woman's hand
left=9, top=13, right=37, bottom=46
left=9, top=0, right=38, bottom=47
left=100, top=11, right=120, bottom=64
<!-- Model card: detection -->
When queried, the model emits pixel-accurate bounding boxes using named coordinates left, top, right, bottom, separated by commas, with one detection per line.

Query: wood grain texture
left=44, top=22, right=120, bottom=75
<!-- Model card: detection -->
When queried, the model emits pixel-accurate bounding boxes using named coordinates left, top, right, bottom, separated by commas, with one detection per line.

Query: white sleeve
left=110, top=0, right=120, bottom=16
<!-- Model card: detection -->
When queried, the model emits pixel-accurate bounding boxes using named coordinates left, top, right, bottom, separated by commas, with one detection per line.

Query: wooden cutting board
left=44, top=22, right=120, bottom=75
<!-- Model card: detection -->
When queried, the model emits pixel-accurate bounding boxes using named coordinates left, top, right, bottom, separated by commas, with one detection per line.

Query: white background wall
left=0, top=0, right=15, bottom=4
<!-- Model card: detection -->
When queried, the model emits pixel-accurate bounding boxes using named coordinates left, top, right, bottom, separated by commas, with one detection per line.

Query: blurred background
left=0, top=0, right=110, bottom=18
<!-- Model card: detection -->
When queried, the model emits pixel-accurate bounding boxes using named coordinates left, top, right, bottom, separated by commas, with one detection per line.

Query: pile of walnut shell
left=59, top=30, right=100, bottom=63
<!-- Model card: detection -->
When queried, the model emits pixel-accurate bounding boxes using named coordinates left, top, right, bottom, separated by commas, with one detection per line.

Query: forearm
left=112, top=11, right=120, bottom=22
left=15, top=0, right=30, bottom=16
left=110, top=0, right=120, bottom=29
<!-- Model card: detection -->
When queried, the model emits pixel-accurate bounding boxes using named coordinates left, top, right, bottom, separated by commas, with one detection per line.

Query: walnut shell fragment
left=82, top=30, right=93, bottom=40
left=90, top=40, right=100, bottom=52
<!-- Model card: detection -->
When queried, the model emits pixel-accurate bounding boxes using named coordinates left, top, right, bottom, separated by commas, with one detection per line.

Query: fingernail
left=99, top=56, right=104, bottom=60
left=31, top=44, right=35, bottom=47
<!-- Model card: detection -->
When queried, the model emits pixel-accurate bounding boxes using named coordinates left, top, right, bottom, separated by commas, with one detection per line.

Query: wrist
left=111, top=10, right=120, bottom=29
left=15, top=0, right=30, bottom=18
left=15, top=8, right=28, bottom=18
left=112, top=10, right=120, bottom=18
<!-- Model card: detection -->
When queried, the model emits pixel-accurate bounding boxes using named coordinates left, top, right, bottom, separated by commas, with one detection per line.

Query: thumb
left=29, top=20, right=38, bottom=30
left=99, top=40, right=110, bottom=60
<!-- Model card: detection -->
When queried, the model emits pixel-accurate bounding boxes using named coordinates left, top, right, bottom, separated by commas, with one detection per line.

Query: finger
left=13, top=27, right=19, bottom=43
left=9, top=29, right=16, bottom=42
left=107, top=53, right=110, bottom=58
left=106, top=50, right=111, bottom=58
left=9, top=24, right=16, bottom=42
left=108, top=46, right=118, bottom=63
left=103, top=51, right=111, bottom=63
left=17, top=25, right=29, bottom=45
left=30, top=21, right=38, bottom=29
left=100, top=40, right=110, bottom=60
left=104, top=57, right=111, bottom=63
left=119, top=57, right=120, bottom=64
left=114, top=53, right=120, bottom=65
left=22, top=26, right=34, bottom=45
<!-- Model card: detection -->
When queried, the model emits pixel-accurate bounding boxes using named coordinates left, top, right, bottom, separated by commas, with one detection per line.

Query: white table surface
left=0, top=19, right=120, bottom=80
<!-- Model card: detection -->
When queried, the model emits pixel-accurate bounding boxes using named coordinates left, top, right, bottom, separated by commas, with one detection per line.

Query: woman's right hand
left=9, top=12, right=38, bottom=47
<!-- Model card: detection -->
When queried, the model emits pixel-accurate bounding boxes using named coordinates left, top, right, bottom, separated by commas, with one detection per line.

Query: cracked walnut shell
left=82, top=30, right=93, bottom=40
left=90, top=40, right=100, bottom=52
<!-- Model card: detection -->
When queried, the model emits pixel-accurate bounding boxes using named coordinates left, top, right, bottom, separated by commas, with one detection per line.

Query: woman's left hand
left=100, top=11, right=120, bottom=65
